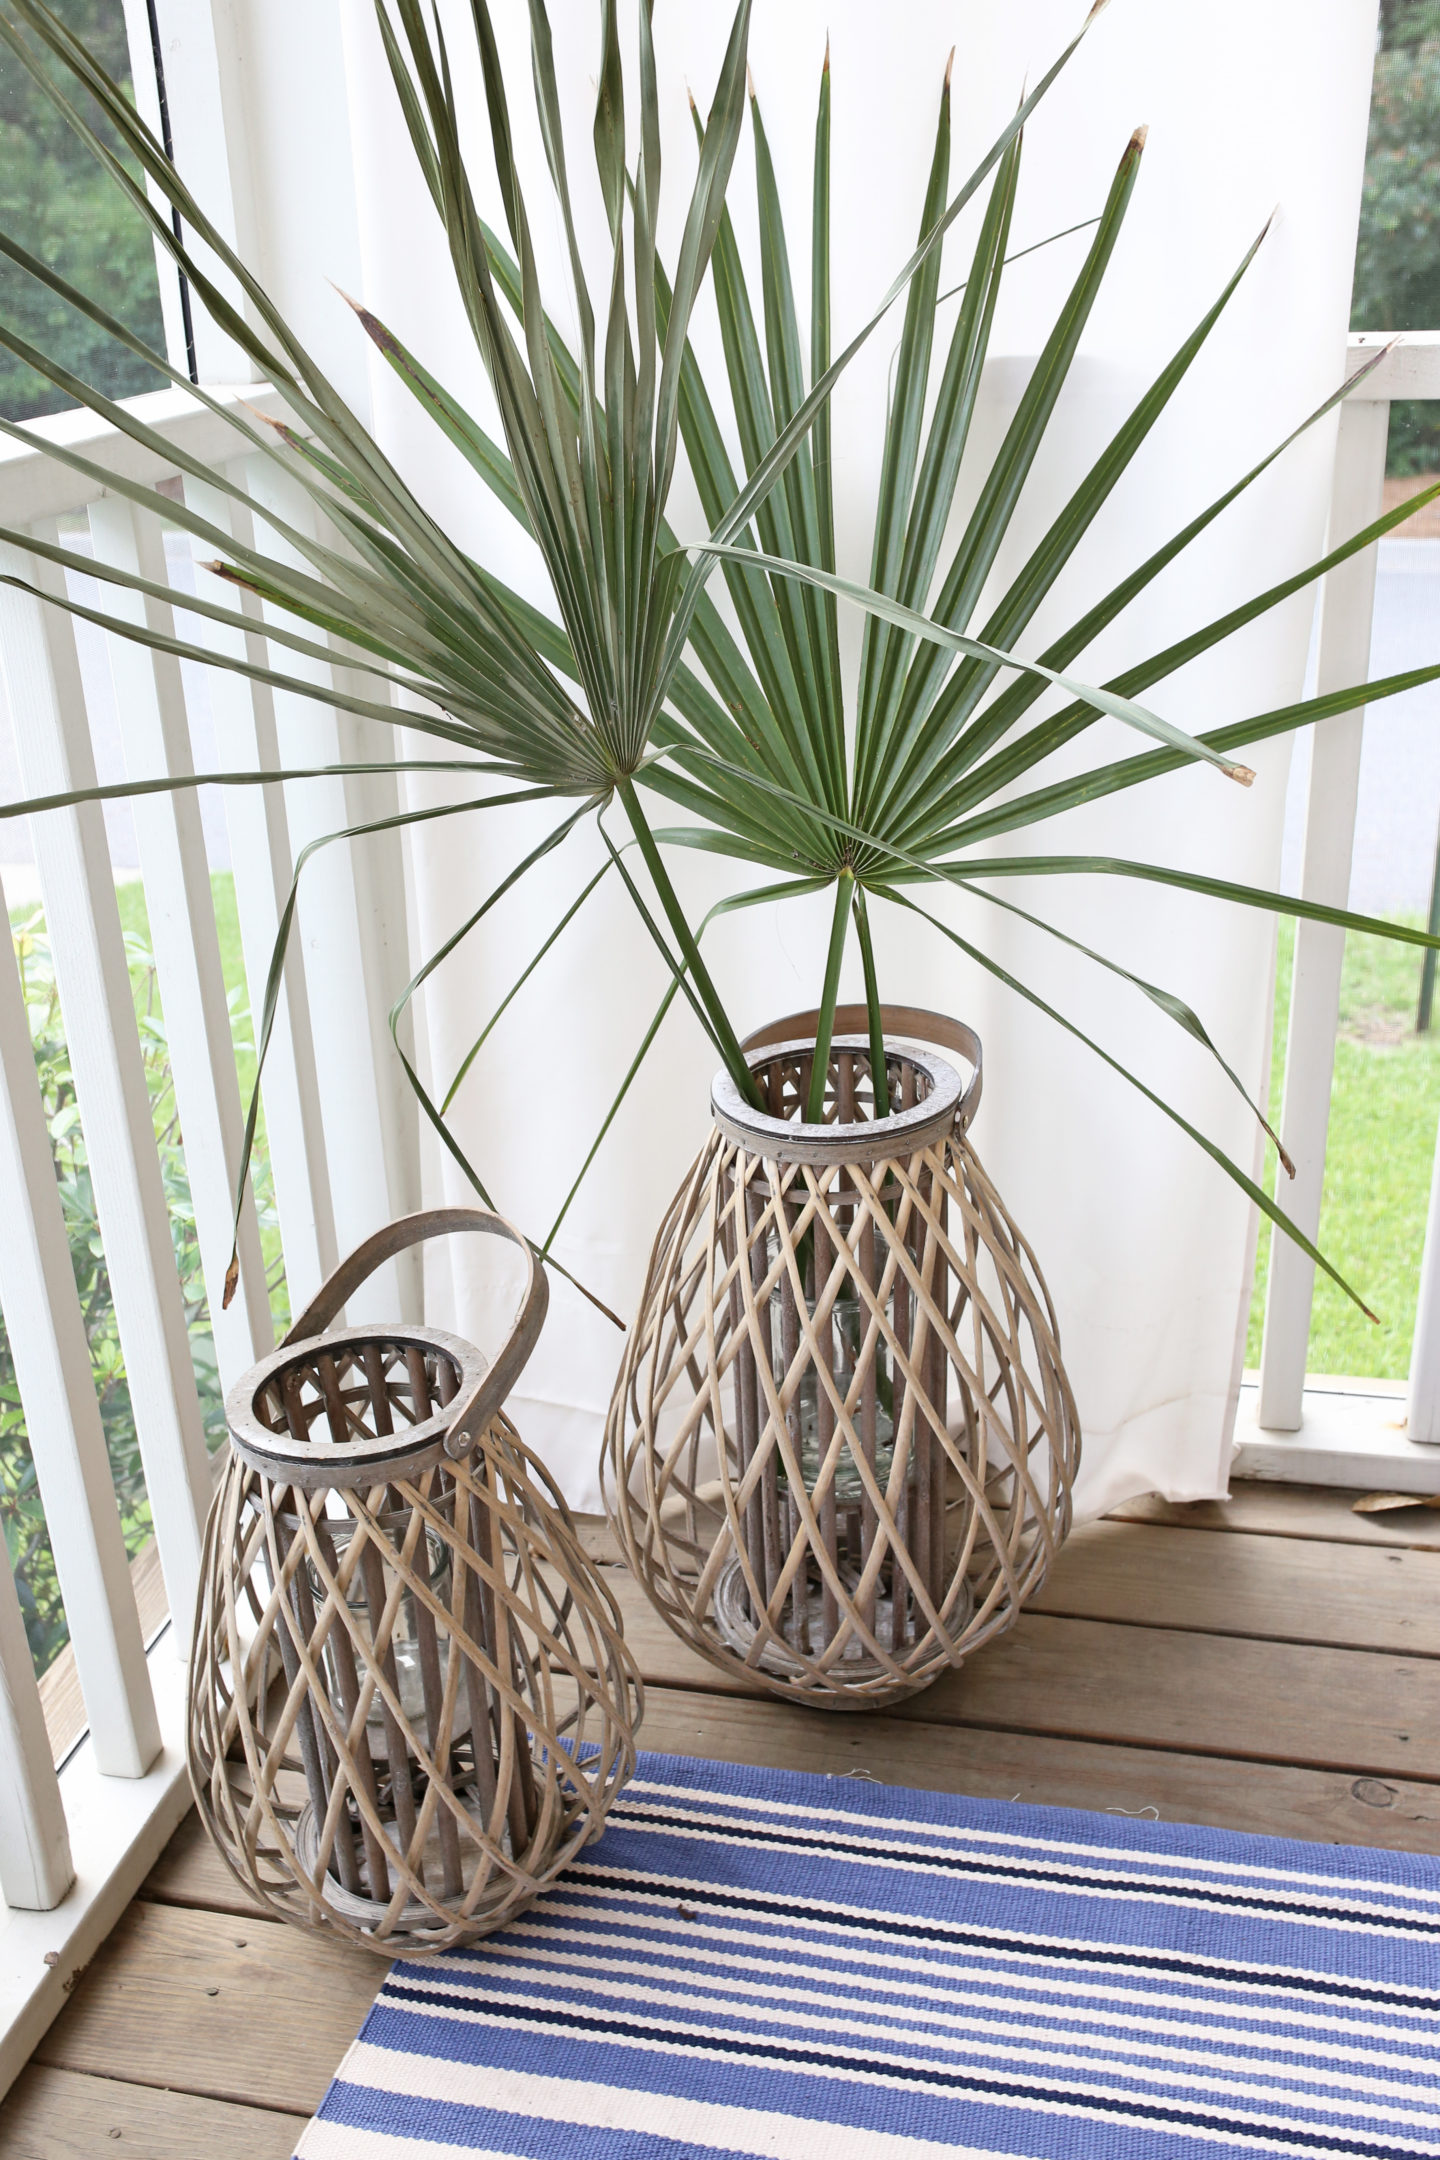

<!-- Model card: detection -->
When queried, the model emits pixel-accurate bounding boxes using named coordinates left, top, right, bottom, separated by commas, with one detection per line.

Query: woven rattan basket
left=189, top=1209, right=642, bottom=1954
left=604, top=1008, right=1080, bottom=1708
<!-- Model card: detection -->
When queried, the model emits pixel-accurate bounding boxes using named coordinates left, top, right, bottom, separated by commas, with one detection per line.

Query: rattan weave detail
left=605, top=1024, right=1080, bottom=1708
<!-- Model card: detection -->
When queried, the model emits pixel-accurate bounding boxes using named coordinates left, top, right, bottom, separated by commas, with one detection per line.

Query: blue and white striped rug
left=295, top=1749, right=1440, bottom=2159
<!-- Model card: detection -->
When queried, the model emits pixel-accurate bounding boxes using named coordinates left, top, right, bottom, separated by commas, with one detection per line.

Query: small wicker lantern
left=605, top=1008, right=1081, bottom=1709
left=190, top=1208, right=641, bottom=1955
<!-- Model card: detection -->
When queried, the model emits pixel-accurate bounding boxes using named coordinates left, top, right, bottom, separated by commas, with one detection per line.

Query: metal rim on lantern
left=225, top=1322, right=490, bottom=1488
left=711, top=1035, right=962, bottom=1165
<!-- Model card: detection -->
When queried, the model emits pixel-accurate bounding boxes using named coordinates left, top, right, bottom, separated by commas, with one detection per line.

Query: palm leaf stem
left=617, top=778, right=764, bottom=1105
left=544, top=871, right=828, bottom=1252
left=886, top=886, right=1376, bottom=1320
left=852, top=885, right=891, bottom=1119
left=806, top=870, right=855, bottom=1120
left=441, top=859, right=613, bottom=1113
left=940, top=854, right=1440, bottom=952
left=944, top=869, right=1289, bottom=1171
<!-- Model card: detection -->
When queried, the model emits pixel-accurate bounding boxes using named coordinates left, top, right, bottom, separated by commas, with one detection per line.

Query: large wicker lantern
left=605, top=1009, right=1080, bottom=1709
left=190, top=1209, right=641, bottom=1955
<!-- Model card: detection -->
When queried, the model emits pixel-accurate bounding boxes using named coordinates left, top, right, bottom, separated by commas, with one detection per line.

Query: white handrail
left=0, top=384, right=289, bottom=528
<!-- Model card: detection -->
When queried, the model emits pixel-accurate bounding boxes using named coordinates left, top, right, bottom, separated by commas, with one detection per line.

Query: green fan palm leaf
left=0, top=0, right=1430, bottom=1327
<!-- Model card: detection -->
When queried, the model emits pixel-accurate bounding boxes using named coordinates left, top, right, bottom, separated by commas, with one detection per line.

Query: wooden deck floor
left=3, top=1481, right=1438, bottom=2156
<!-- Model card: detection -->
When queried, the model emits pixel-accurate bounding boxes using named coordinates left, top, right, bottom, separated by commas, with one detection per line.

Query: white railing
left=0, top=385, right=418, bottom=2089
left=1240, top=330, right=1440, bottom=1489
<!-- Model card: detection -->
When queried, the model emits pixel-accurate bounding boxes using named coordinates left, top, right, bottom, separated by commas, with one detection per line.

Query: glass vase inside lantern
left=304, top=1507, right=462, bottom=1757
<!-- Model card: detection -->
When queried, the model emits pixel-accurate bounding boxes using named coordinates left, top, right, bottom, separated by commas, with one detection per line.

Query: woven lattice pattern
left=190, top=1401, right=642, bottom=1955
left=250, top=1337, right=464, bottom=1452
left=605, top=1041, right=1080, bottom=1707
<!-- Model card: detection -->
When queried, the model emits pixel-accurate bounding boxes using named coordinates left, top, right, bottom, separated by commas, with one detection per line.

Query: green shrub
left=0, top=907, right=279, bottom=1676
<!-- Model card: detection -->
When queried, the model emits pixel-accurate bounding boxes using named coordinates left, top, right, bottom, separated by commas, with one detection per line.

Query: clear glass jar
left=769, top=1269, right=897, bottom=1499
left=310, top=1512, right=453, bottom=1739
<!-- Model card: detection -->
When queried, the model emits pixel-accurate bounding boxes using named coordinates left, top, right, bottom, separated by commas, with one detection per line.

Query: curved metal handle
left=739, top=1004, right=983, bottom=1132
left=282, top=1207, right=548, bottom=1459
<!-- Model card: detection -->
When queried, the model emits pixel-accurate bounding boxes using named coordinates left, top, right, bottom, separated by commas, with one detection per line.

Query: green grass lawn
left=1246, top=914, right=1440, bottom=1377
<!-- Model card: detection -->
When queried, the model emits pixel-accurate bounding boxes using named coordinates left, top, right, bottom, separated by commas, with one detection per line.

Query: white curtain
left=306, top=0, right=1377, bottom=1513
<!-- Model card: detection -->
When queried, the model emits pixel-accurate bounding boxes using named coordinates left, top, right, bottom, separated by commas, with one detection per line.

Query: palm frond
left=0, top=0, right=1423, bottom=1322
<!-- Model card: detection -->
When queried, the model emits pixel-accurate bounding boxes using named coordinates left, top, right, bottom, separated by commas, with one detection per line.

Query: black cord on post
left=143, top=0, right=199, bottom=386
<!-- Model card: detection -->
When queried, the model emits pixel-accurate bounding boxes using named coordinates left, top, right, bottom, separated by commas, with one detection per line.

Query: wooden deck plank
left=907, top=1615, right=1440, bottom=1781
left=142, top=1811, right=263, bottom=1921
left=603, top=1574, right=1440, bottom=1782
left=0, top=2063, right=302, bottom=2158
left=141, top=1673, right=1440, bottom=1939
left=1111, top=1485, right=1440, bottom=1549
left=23, top=1479, right=1440, bottom=2154
left=635, top=1687, right=1440, bottom=1851
left=1032, top=1519, right=1440, bottom=1653
left=32, top=1902, right=378, bottom=2115
left=64, top=1697, right=1440, bottom=2132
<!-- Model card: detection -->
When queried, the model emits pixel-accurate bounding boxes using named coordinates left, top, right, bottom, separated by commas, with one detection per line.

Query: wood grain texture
left=602, top=1571, right=1440, bottom=1783
left=0, top=2063, right=302, bottom=2158
left=1031, top=1519, right=1440, bottom=1654
left=23, top=1471, right=1440, bottom=2157
left=606, top=1040, right=1080, bottom=1708
left=636, top=1686, right=1440, bottom=1851
left=38, top=1536, right=168, bottom=1767
left=1111, top=1485, right=1440, bottom=1549
left=907, top=1615, right=1440, bottom=1782
left=33, top=1901, right=378, bottom=2114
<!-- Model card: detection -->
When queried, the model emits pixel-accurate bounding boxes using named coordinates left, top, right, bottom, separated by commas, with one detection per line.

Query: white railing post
left=181, top=473, right=337, bottom=1320
left=0, top=537, right=211, bottom=1632
left=0, top=1541, right=72, bottom=1912
left=1407, top=1126, right=1440, bottom=1441
left=1256, top=393, right=1390, bottom=1430
left=0, top=877, right=160, bottom=1779
left=242, top=457, right=409, bottom=1323
left=86, top=496, right=273, bottom=1388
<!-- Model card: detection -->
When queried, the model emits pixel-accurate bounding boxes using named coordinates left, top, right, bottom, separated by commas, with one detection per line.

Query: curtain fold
left=326, top=0, right=1378, bottom=1513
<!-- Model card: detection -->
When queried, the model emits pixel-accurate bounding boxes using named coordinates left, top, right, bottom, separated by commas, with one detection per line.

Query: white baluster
left=1257, top=396, right=1390, bottom=1430
left=0, top=538, right=210, bottom=1632
left=86, top=496, right=272, bottom=1388
left=0, top=876, right=160, bottom=1777
left=242, top=457, right=407, bottom=1322
left=0, top=1537, right=72, bottom=1911
left=1407, top=1122, right=1440, bottom=1443
left=181, top=472, right=336, bottom=1320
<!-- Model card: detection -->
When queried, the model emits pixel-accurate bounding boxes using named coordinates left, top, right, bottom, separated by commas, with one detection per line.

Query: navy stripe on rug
left=294, top=1750, right=1440, bottom=2159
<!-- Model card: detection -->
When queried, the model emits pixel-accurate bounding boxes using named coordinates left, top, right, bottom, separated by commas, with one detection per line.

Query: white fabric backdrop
left=321, top=0, right=1377, bottom=1514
